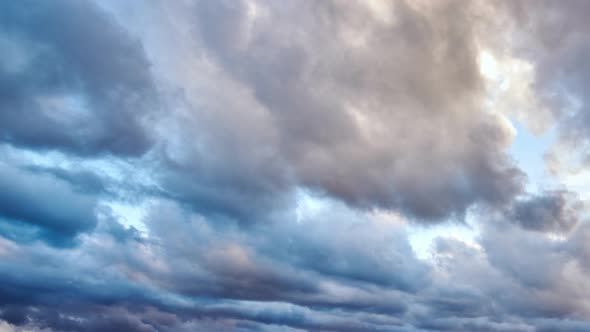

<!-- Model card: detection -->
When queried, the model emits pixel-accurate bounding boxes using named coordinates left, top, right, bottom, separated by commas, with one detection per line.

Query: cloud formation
left=154, top=0, right=524, bottom=221
left=0, top=0, right=156, bottom=156
left=0, top=161, right=98, bottom=246
left=507, top=190, right=583, bottom=233
left=2, top=0, right=590, bottom=331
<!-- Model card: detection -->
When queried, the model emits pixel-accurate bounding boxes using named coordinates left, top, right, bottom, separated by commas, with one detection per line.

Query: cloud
left=503, top=0, right=590, bottom=168
left=507, top=190, right=583, bottom=233
left=0, top=161, right=98, bottom=246
left=0, top=0, right=156, bottom=156
left=147, top=0, right=525, bottom=222
left=0, top=198, right=422, bottom=331
left=2, top=195, right=590, bottom=331
left=4, top=0, right=590, bottom=331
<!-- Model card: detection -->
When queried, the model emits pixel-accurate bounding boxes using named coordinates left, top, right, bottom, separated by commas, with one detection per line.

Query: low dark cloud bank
left=2, top=0, right=590, bottom=331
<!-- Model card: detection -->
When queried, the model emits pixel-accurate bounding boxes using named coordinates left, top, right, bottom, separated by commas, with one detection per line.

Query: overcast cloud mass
left=2, top=0, right=590, bottom=331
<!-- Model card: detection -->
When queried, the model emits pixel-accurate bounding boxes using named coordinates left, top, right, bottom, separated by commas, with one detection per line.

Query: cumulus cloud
left=502, top=0, right=590, bottom=170
left=146, top=0, right=525, bottom=221
left=0, top=0, right=156, bottom=156
left=3, top=0, right=590, bottom=331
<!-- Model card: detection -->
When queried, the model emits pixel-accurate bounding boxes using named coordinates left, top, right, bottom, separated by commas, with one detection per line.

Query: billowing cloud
left=3, top=0, right=590, bottom=331
left=156, top=0, right=525, bottom=221
left=4, top=198, right=590, bottom=331
left=0, top=0, right=156, bottom=156
left=503, top=0, right=590, bottom=169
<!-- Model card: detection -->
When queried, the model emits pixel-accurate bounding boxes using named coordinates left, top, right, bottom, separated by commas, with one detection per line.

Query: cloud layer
left=1, top=0, right=590, bottom=331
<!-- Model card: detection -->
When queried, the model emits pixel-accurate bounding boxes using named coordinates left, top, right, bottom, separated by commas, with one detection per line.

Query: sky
left=3, top=1, right=590, bottom=331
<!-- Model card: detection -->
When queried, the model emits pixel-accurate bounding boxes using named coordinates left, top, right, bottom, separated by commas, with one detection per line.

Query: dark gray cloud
left=0, top=0, right=156, bottom=156
left=507, top=190, right=583, bottom=233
